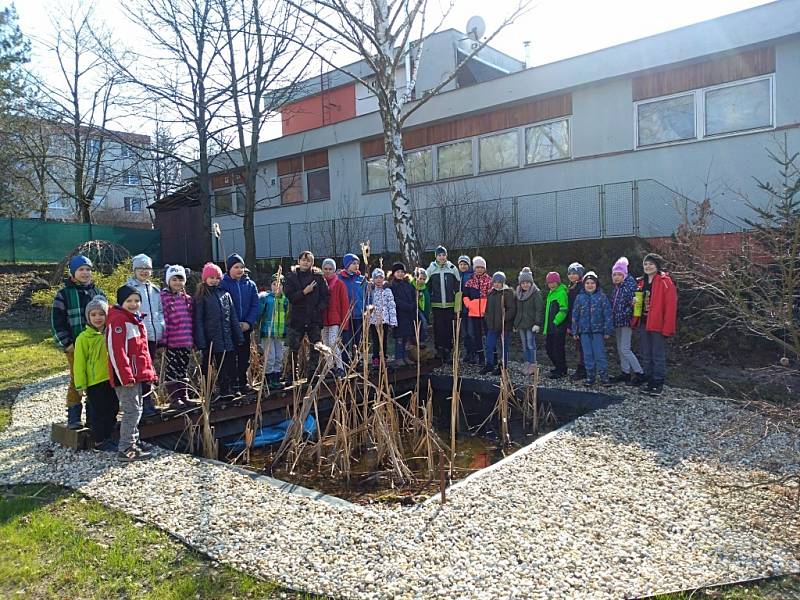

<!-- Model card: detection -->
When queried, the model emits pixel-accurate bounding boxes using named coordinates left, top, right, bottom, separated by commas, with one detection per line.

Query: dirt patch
left=0, top=271, right=52, bottom=327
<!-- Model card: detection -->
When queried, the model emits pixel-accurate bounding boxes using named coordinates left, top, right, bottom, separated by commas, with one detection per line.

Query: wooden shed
left=149, top=183, right=208, bottom=268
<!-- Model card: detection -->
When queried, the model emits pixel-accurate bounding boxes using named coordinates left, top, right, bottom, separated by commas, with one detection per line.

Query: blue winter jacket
left=338, top=269, right=367, bottom=320
left=221, top=273, right=260, bottom=327
left=571, top=289, right=613, bottom=336
left=611, top=274, right=637, bottom=328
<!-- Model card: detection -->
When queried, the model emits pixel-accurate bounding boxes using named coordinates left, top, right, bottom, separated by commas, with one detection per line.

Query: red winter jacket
left=323, top=274, right=350, bottom=330
left=106, top=305, right=157, bottom=387
left=637, top=272, right=678, bottom=337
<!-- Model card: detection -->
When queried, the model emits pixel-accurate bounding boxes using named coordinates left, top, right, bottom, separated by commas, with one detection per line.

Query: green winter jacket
left=513, top=284, right=544, bottom=330
left=543, top=283, right=569, bottom=335
left=484, top=286, right=517, bottom=332
left=73, top=325, right=110, bottom=389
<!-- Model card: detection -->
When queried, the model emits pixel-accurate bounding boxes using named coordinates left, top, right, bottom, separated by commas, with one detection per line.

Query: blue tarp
left=225, top=414, right=317, bottom=450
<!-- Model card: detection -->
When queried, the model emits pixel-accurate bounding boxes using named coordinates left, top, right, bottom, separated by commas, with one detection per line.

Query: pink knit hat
left=202, top=262, right=223, bottom=280
left=612, top=256, right=629, bottom=276
left=545, top=271, right=561, bottom=284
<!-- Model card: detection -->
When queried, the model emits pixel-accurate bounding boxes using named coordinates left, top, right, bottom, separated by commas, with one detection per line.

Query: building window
left=406, top=148, right=432, bottom=184
left=437, top=140, right=473, bottom=179
left=280, top=174, right=303, bottom=204
left=214, top=191, right=234, bottom=215
left=704, top=78, right=772, bottom=136
left=124, top=197, right=143, bottom=212
left=124, top=171, right=140, bottom=185
left=525, top=119, right=570, bottom=164
left=49, top=194, right=70, bottom=210
left=120, top=144, right=134, bottom=159
left=307, top=169, right=330, bottom=202
left=87, top=138, right=101, bottom=155
left=366, top=156, right=388, bottom=191
left=480, top=130, right=519, bottom=173
left=636, top=94, right=695, bottom=147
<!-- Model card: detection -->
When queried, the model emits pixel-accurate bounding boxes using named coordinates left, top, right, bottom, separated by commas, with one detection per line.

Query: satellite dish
left=466, top=16, right=486, bottom=41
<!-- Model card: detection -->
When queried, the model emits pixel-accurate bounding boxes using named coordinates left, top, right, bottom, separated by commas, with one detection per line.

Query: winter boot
left=644, top=380, right=664, bottom=396
left=66, top=403, right=83, bottom=429
left=571, top=364, right=587, bottom=381
left=165, top=382, right=186, bottom=410
left=599, top=372, right=611, bottom=386
left=609, top=372, right=630, bottom=384
left=627, top=372, right=646, bottom=387
left=141, top=391, right=158, bottom=417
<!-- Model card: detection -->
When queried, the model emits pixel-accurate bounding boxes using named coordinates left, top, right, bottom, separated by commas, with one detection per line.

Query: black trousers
left=545, top=326, right=567, bottom=374
left=286, top=324, right=322, bottom=378
left=85, top=381, right=119, bottom=443
left=202, top=349, right=236, bottom=393
left=369, top=324, right=390, bottom=360
left=142, top=340, right=158, bottom=404
left=432, top=307, right=455, bottom=350
left=234, top=329, right=252, bottom=388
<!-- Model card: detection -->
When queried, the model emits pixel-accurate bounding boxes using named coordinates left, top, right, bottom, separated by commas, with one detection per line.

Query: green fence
left=0, top=218, right=161, bottom=264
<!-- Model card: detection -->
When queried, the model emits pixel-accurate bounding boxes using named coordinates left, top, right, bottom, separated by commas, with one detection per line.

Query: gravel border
left=1, top=371, right=799, bottom=599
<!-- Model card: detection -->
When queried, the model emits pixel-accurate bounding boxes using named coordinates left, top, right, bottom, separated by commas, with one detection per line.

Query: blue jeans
left=580, top=333, right=608, bottom=378
left=416, top=312, right=428, bottom=343
left=519, top=329, right=537, bottom=364
left=485, top=329, right=511, bottom=366
left=395, top=336, right=413, bottom=360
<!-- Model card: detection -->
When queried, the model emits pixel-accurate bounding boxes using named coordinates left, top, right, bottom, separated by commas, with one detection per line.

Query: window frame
left=306, top=167, right=331, bottom=203
left=436, top=138, right=474, bottom=181
left=124, top=197, right=143, bottom=213
left=523, top=117, right=572, bottom=166
left=633, top=74, right=775, bottom=149
left=279, top=172, right=304, bottom=205
left=478, top=128, right=521, bottom=174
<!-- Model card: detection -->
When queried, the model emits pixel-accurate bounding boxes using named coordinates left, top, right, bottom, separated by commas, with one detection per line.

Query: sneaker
left=584, top=378, right=596, bottom=387
left=94, top=439, right=118, bottom=452
left=599, top=374, right=611, bottom=386
left=481, top=364, right=495, bottom=375
left=609, top=373, right=630, bottom=384
left=627, top=372, right=646, bottom=387
left=644, top=381, right=664, bottom=396
left=371, top=357, right=380, bottom=367
left=132, top=444, right=152, bottom=459
left=66, top=404, right=83, bottom=429
left=117, top=449, right=137, bottom=462
left=547, top=370, right=566, bottom=380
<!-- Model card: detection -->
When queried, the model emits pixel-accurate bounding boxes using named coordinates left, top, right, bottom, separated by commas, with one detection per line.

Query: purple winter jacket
left=160, top=289, right=194, bottom=349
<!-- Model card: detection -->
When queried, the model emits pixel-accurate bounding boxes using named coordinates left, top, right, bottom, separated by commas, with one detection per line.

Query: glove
left=532, top=325, right=540, bottom=334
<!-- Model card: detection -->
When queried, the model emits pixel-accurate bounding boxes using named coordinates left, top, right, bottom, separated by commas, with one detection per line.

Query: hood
left=82, top=324, right=105, bottom=337
left=516, top=283, right=539, bottom=301
left=428, top=260, right=456, bottom=272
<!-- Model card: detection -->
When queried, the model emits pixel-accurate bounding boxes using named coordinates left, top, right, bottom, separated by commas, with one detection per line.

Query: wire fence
left=215, top=178, right=743, bottom=260
left=0, top=218, right=162, bottom=264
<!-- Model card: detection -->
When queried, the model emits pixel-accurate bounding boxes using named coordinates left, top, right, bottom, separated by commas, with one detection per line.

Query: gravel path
left=1, top=372, right=799, bottom=599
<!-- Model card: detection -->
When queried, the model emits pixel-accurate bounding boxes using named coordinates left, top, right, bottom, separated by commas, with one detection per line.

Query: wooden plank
left=632, top=46, right=775, bottom=101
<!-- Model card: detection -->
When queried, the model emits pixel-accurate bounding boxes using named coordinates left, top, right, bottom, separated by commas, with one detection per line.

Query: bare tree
left=108, top=0, right=231, bottom=260
left=666, top=142, right=800, bottom=361
left=286, top=0, right=534, bottom=265
left=217, top=0, right=312, bottom=265
left=139, top=119, right=182, bottom=204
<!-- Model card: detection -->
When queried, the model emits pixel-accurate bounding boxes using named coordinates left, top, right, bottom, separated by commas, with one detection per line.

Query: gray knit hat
left=518, top=267, right=534, bottom=284
left=457, top=255, right=471, bottom=268
left=85, top=295, right=109, bottom=322
left=322, top=258, right=337, bottom=270
left=132, top=253, right=153, bottom=270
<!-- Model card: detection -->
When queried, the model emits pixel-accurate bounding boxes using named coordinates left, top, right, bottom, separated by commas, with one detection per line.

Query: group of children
left=52, top=246, right=678, bottom=461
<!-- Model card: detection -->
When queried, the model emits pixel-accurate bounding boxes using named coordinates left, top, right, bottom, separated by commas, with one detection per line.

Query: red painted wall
left=281, top=84, right=356, bottom=136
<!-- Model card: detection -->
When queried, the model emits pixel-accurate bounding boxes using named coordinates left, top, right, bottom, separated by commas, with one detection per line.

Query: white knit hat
left=472, top=256, right=487, bottom=269
left=372, top=268, right=385, bottom=279
left=165, top=264, right=187, bottom=284
left=132, top=253, right=153, bottom=270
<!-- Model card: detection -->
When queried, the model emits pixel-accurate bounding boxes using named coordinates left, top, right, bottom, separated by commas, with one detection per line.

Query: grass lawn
left=652, top=575, right=800, bottom=599
left=0, top=327, right=312, bottom=598
left=0, top=484, right=293, bottom=599
left=0, top=326, right=65, bottom=432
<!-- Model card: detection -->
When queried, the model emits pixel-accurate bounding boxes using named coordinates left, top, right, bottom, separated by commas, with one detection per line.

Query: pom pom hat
left=202, top=262, right=223, bottom=281
left=612, top=257, right=629, bottom=276
left=545, top=272, right=561, bottom=285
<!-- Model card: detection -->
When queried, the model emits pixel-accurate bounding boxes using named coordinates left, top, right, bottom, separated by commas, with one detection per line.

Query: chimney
left=523, top=41, right=531, bottom=68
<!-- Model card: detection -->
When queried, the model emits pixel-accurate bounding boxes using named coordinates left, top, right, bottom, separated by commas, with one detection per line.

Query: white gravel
left=1, top=371, right=799, bottom=599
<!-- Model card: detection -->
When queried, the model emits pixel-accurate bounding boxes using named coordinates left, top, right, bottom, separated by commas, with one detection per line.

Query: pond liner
left=224, top=414, right=316, bottom=451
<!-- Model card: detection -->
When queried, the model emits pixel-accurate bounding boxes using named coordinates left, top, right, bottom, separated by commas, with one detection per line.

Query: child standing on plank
left=221, top=253, right=260, bottom=394
left=73, top=295, right=118, bottom=451
left=457, top=255, right=473, bottom=360
left=513, top=267, right=544, bottom=376
left=321, top=258, right=350, bottom=376
left=258, top=274, right=288, bottom=389
left=367, top=268, right=397, bottom=366
left=634, top=253, right=678, bottom=396
left=543, top=271, right=569, bottom=379
left=338, top=253, right=367, bottom=363
left=411, top=267, right=431, bottom=344
left=425, top=246, right=461, bottom=361
left=194, top=262, right=244, bottom=400
left=107, top=285, right=156, bottom=462
left=284, top=251, right=329, bottom=382
left=160, top=265, right=194, bottom=409
left=571, top=271, right=613, bottom=386
left=609, top=257, right=645, bottom=386
left=51, top=254, right=104, bottom=429
left=566, top=262, right=587, bottom=381
left=388, top=262, right=417, bottom=367
left=464, top=256, right=492, bottom=365
left=482, top=272, right=516, bottom=376
left=124, top=254, right=164, bottom=416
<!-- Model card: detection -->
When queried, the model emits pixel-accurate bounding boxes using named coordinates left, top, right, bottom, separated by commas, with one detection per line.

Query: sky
left=5, top=0, right=776, bottom=140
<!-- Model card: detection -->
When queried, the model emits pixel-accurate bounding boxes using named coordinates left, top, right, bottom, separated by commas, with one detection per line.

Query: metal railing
left=215, top=178, right=743, bottom=260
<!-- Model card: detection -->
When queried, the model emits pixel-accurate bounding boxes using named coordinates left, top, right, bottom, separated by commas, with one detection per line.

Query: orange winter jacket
left=463, top=296, right=487, bottom=318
